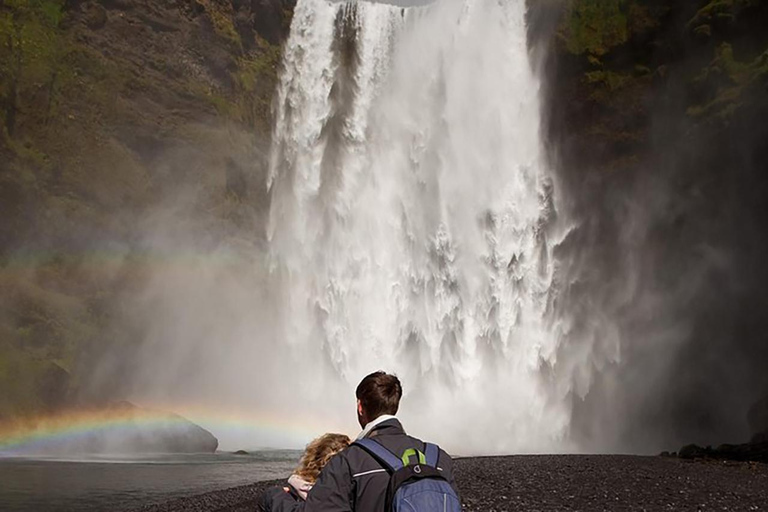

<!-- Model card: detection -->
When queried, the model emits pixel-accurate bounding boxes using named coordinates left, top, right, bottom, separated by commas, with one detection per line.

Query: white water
left=267, top=0, right=573, bottom=454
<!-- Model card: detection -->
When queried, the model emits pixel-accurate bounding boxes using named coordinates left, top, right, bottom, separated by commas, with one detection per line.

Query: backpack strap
left=354, top=438, right=404, bottom=472
left=424, top=442, right=440, bottom=468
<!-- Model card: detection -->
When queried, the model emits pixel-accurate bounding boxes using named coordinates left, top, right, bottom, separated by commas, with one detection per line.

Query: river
left=0, top=452, right=299, bottom=512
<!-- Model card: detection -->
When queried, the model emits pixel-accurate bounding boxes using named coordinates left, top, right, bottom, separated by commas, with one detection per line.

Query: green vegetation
left=559, top=0, right=662, bottom=58
left=196, top=0, right=242, bottom=48
left=0, top=1, right=68, bottom=134
left=585, top=70, right=632, bottom=91
left=540, top=0, right=767, bottom=180
left=688, top=44, right=768, bottom=120
left=688, top=0, right=760, bottom=30
left=561, top=0, right=629, bottom=57
left=232, top=37, right=283, bottom=133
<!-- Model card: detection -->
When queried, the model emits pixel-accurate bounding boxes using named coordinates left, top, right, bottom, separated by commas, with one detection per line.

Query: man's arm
left=268, top=452, right=354, bottom=512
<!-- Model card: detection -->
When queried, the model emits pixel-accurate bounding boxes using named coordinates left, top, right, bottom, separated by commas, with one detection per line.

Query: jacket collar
left=356, top=415, right=403, bottom=440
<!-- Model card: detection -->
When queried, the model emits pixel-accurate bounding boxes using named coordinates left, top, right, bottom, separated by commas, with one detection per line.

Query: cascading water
left=267, top=0, right=573, bottom=453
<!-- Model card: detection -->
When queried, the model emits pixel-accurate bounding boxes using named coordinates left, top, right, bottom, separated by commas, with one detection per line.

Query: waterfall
left=267, top=0, right=571, bottom=453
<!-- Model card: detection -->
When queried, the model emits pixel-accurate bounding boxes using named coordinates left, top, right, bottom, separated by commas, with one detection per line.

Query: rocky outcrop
left=7, top=402, right=219, bottom=454
left=677, top=441, right=768, bottom=463
left=90, top=401, right=220, bottom=454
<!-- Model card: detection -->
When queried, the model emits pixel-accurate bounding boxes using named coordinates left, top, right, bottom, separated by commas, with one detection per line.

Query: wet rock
left=679, top=444, right=711, bottom=460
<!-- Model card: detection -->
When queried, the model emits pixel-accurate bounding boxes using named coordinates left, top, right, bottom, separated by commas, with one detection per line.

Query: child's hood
left=287, top=474, right=314, bottom=500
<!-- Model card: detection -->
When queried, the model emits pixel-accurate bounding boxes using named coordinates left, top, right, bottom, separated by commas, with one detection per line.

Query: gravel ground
left=138, top=455, right=768, bottom=511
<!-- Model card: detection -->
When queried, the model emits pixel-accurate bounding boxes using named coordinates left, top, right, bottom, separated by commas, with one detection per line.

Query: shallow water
left=0, top=451, right=300, bottom=512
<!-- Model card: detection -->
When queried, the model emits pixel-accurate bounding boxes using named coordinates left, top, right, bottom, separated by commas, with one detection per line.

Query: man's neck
left=356, top=414, right=397, bottom=440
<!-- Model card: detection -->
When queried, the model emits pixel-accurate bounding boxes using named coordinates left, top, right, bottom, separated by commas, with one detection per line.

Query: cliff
left=530, top=0, right=768, bottom=451
left=0, top=0, right=295, bottom=419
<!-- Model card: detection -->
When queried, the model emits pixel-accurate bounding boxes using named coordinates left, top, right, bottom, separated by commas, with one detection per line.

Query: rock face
left=748, top=394, right=768, bottom=442
left=0, top=0, right=295, bottom=420
left=529, top=0, right=768, bottom=452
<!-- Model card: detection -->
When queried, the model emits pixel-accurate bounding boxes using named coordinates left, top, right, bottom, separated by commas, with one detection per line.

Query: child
left=286, top=433, right=351, bottom=501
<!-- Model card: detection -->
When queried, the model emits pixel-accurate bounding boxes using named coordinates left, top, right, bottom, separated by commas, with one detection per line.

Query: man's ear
left=357, top=399, right=363, bottom=416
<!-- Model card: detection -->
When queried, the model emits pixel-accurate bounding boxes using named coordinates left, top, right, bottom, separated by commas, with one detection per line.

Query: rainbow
left=0, top=404, right=350, bottom=455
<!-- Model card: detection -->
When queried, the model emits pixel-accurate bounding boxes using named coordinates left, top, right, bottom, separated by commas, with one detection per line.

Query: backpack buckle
left=413, top=465, right=422, bottom=474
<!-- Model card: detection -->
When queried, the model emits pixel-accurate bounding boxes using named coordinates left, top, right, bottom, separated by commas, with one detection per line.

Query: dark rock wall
left=530, top=0, right=768, bottom=452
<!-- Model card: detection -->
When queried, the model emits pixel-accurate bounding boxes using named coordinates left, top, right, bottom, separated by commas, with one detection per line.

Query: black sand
left=138, top=455, right=768, bottom=511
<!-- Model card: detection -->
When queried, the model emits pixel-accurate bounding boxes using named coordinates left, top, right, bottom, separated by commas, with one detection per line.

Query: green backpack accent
left=400, top=448, right=427, bottom=466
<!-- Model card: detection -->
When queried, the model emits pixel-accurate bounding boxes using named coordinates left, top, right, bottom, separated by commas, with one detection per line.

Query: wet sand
left=138, top=455, right=768, bottom=511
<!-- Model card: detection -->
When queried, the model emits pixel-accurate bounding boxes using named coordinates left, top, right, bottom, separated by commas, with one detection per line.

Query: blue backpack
left=354, top=438, right=462, bottom=512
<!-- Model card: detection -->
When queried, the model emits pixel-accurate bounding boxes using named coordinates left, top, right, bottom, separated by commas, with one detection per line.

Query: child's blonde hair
left=295, top=433, right=351, bottom=483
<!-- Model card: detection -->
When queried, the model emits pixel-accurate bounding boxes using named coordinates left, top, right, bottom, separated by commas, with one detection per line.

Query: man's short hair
left=356, top=371, right=402, bottom=419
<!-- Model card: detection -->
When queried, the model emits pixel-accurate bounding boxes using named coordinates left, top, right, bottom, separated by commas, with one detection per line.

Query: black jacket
left=266, top=419, right=459, bottom=512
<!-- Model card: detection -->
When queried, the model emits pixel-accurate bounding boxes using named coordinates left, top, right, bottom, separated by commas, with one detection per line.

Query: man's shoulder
left=363, top=432, right=454, bottom=463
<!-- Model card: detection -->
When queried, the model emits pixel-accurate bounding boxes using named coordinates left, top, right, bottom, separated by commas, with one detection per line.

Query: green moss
left=688, top=0, right=759, bottom=30
left=586, top=70, right=632, bottom=91
left=0, top=1, right=68, bottom=138
left=561, top=0, right=629, bottom=56
left=693, top=24, right=712, bottom=38
left=229, top=36, right=283, bottom=131
left=688, top=44, right=768, bottom=121
left=200, top=86, right=237, bottom=117
left=196, top=0, right=242, bottom=49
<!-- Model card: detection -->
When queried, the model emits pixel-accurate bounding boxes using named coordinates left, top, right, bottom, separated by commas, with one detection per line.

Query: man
left=264, top=371, right=460, bottom=512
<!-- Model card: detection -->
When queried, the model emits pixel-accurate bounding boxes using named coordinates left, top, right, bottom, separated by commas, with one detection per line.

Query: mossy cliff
left=530, top=0, right=768, bottom=451
left=0, top=0, right=295, bottom=419
left=535, top=0, right=768, bottom=173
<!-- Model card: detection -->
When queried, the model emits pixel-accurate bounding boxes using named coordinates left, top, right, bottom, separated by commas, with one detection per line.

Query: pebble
left=137, top=455, right=768, bottom=511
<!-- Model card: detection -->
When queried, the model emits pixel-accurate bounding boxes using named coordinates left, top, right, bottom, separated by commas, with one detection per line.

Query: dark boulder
left=7, top=402, right=218, bottom=455
left=82, top=401, right=220, bottom=454
left=678, top=444, right=711, bottom=460
left=677, top=440, right=768, bottom=463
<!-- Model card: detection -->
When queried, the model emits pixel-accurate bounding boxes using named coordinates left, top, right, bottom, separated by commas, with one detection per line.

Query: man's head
left=355, top=371, right=403, bottom=428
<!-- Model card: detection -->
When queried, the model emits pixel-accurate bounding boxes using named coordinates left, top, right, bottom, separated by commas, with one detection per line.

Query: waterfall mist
left=92, top=0, right=768, bottom=455
left=101, top=0, right=582, bottom=454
